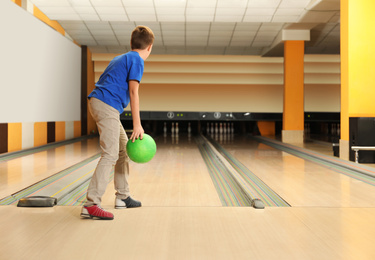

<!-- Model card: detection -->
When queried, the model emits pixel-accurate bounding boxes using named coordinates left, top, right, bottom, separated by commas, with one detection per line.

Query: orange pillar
left=282, top=41, right=305, bottom=144
left=340, top=0, right=375, bottom=160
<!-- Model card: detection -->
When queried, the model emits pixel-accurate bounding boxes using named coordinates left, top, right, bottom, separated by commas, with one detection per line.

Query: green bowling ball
left=126, top=134, right=157, bottom=163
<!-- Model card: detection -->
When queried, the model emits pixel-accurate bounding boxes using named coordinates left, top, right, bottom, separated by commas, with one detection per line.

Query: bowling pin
left=164, top=123, right=167, bottom=143
left=215, top=123, right=218, bottom=135
left=171, top=123, right=175, bottom=144
left=163, top=122, right=167, bottom=136
left=188, top=122, right=192, bottom=135
left=175, top=123, right=179, bottom=144
left=206, top=122, right=210, bottom=135
left=219, top=123, right=223, bottom=135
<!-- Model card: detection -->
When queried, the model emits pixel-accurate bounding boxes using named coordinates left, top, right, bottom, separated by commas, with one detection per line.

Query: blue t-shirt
left=88, top=51, right=144, bottom=114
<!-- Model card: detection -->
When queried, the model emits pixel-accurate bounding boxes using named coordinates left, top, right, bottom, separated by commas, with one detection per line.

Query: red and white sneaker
left=81, top=205, right=114, bottom=220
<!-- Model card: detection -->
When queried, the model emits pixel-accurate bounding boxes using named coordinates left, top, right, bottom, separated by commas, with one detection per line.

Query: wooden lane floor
left=218, top=135, right=375, bottom=207
left=0, top=137, right=101, bottom=199
left=100, top=135, right=222, bottom=207
left=2, top=134, right=375, bottom=259
left=1, top=206, right=375, bottom=259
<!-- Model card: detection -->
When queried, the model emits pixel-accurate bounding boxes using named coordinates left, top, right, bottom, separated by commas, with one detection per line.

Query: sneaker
left=80, top=205, right=114, bottom=220
left=115, top=196, right=142, bottom=209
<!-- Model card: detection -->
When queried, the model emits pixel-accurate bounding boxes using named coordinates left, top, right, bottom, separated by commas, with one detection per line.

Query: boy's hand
left=130, top=124, right=144, bottom=142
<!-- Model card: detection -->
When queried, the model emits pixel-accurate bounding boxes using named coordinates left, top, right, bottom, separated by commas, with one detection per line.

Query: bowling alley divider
left=197, top=135, right=290, bottom=208
left=0, top=153, right=102, bottom=206
left=197, top=136, right=253, bottom=207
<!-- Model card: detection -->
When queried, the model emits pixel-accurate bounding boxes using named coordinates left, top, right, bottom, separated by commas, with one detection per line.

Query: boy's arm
left=129, top=80, right=144, bottom=142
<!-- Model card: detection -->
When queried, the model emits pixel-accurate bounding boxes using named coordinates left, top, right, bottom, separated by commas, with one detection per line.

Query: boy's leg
left=114, top=121, right=130, bottom=200
left=84, top=98, right=120, bottom=207
left=114, top=122, right=142, bottom=208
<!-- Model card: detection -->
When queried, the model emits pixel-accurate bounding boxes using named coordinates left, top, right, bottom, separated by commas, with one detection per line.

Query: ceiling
left=28, top=0, right=340, bottom=56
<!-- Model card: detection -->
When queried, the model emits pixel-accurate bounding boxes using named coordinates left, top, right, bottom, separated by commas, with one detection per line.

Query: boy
left=81, top=26, right=154, bottom=220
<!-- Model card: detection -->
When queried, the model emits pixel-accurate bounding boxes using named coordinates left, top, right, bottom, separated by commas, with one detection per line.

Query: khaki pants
left=84, top=97, right=130, bottom=207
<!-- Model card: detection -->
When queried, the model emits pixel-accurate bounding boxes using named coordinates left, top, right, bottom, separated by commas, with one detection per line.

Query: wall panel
left=92, top=53, right=340, bottom=114
left=136, top=84, right=283, bottom=112
left=0, top=0, right=81, bottom=123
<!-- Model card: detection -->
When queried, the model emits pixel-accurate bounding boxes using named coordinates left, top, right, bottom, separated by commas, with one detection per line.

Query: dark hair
left=131, top=26, right=154, bottom=50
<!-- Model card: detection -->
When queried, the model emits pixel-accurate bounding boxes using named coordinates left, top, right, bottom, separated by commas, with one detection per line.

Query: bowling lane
left=2, top=134, right=375, bottom=259
left=218, top=135, right=375, bottom=207
left=0, top=137, right=101, bottom=199
left=101, top=134, right=222, bottom=207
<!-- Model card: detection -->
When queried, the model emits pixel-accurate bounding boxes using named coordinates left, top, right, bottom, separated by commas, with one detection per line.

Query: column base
left=282, top=130, right=304, bottom=144
left=339, top=139, right=349, bottom=160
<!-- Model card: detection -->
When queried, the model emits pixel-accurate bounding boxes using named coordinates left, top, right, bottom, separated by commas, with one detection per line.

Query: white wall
left=0, top=0, right=81, bottom=123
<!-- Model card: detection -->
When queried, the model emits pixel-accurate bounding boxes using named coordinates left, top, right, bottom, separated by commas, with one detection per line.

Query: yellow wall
left=348, top=0, right=375, bottom=117
left=341, top=0, right=375, bottom=141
